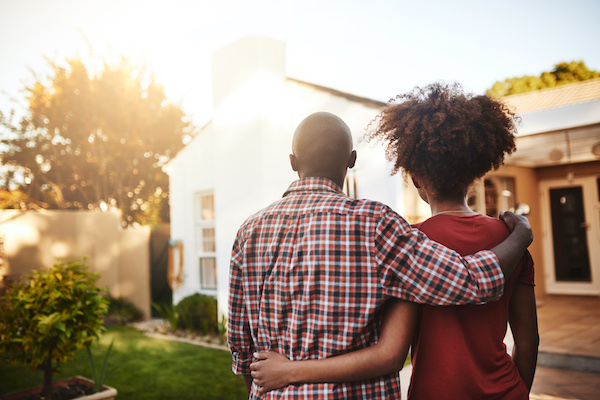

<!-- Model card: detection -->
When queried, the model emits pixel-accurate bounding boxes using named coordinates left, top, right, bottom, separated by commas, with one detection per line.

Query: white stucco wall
left=164, top=36, right=407, bottom=316
left=166, top=88, right=405, bottom=315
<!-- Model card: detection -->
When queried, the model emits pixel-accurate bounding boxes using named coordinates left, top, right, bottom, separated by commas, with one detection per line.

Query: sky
left=1, top=0, right=599, bottom=126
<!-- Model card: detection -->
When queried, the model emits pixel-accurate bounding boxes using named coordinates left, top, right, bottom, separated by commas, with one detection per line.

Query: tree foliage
left=0, top=258, right=109, bottom=399
left=486, top=60, right=600, bottom=98
left=0, top=57, right=195, bottom=226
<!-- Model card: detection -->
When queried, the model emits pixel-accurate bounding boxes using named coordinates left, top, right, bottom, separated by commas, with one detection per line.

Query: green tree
left=487, top=60, right=600, bottom=98
left=0, top=259, right=109, bottom=399
left=0, top=57, right=195, bottom=226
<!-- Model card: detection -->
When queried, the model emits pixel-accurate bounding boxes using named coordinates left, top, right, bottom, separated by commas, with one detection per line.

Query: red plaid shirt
left=228, top=178, right=504, bottom=399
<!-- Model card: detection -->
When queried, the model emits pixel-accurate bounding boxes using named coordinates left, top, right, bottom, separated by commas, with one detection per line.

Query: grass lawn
left=0, top=325, right=248, bottom=400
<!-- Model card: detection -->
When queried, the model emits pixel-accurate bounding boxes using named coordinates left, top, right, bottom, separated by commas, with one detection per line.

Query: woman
left=249, top=82, right=539, bottom=399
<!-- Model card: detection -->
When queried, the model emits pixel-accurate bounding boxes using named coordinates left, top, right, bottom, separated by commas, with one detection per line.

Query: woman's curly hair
left=364, top=82, right=519, bottom=199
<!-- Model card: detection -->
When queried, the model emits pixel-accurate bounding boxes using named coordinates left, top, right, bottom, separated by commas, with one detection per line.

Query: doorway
left=540, top=177, right=600, bottom=295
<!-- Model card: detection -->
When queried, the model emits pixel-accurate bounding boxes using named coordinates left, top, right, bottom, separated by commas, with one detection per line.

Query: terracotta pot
left=1, top=376, right=117, bottom=400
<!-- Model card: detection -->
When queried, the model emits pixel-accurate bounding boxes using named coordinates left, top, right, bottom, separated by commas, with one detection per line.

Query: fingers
left=251, top=375, right=267, bottom=394
left=250, top=353, right=267, bottom=372
left=498, top=211, right=506, bottom=221
left=256, top=385, right=267, bottom=394
left=253, top=351, right=269, bottom=360
left=250, top=370, right=263, bottom=387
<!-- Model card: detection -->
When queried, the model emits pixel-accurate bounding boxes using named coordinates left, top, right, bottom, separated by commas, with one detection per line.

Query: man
left=228, top=112, right=532, bottom=399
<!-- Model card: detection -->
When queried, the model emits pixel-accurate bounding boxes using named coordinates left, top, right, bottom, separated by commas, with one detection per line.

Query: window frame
left=194, top=191, right=217, bottom=290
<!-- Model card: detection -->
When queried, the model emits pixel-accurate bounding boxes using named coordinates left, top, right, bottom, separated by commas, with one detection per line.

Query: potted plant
left=0, top=258, right=116, bottom=400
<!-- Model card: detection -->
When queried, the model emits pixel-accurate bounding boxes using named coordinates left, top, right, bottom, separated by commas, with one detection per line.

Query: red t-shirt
left=408, top=214, right=534, bottom=400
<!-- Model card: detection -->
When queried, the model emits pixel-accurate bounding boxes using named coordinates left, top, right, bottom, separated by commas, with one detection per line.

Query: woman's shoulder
left=413, top=214, right=511, bottom=252
left=413, top=213, right=507, bottom=229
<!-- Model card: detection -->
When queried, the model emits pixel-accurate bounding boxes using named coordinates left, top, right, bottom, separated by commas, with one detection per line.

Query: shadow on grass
left=0, top=325, right=247, bottom=400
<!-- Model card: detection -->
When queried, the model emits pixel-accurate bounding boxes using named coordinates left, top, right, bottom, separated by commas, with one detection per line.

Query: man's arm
left=376, top=210, right=532, bottom=305
left=227, top=238, right=256, bottom=380
left=250, top=299, right=417, bottom=393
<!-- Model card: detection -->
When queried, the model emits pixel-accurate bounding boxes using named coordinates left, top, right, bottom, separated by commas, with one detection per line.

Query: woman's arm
left=508, top=282, right=539, bottom=391
left=250, top=298, right=417, bottom=393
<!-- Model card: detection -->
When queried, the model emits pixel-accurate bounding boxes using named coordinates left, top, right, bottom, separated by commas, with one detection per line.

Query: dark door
left=549, top=186, right=591, bottom=282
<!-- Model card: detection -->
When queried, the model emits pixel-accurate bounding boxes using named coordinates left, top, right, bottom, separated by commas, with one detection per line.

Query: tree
left=0, top=57, right=195, bottom=226
left=0, top=259, right=108, bottom=399
left=486, top=60, right=600, bottom=98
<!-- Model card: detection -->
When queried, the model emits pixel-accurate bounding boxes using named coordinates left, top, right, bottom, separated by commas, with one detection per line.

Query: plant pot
left=1, top=376, right=117, bottom=400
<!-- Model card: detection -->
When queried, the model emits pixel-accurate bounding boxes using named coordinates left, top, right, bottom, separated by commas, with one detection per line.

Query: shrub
left=105, top=295, right=144, bottom=325
left=175, top=293, right=218, bottom=336
left=152, top=301, right=179, bottom=332
left=0, top=258, right=108, bottom=399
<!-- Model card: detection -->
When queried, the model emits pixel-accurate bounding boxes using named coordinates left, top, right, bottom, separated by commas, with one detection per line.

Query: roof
left=503, top=78, right=600, bottom=167
left=165, top=77, right=386, bottom=171
left=502, top=78, right=600, bottom=114
left=287, top=78, right=386, bottom=109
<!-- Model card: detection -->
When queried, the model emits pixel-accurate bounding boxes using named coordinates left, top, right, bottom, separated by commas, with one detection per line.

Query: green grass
left=0, top=325, right=247, bottom=400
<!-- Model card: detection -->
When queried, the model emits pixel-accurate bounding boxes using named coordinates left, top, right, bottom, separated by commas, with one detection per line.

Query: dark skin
left=243, top=112, right=533, bottom=393
left=289, top=111, right=357, bottom=189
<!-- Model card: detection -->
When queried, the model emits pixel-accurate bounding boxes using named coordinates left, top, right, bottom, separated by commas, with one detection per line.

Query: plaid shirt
left=228, top=178, right=504, bottom=399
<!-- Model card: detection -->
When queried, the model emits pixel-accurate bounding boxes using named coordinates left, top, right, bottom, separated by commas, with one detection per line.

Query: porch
left=529, top=295, right=600, bottom=399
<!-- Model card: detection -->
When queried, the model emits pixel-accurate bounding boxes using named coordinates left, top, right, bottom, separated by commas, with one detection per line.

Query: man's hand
left=250, top=351, right=293, bottom=393
left=490, top=210, right=534, bottom=278
left=499, top=211, right=533, bottom=246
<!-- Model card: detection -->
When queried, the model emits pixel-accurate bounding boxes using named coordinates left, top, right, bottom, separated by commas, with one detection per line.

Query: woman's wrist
left=286, top=358, right=302, bottom=384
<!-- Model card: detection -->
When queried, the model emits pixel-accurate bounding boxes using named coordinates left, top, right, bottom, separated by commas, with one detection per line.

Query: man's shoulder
left=350, top=197, right=397, bottom=217
left=237, top=198, right=284, bottom=228
left=237, top=195, right=401, bottom=231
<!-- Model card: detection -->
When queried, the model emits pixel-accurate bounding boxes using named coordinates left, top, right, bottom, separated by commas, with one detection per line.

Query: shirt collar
left=283, top=177, right=344, bottom=198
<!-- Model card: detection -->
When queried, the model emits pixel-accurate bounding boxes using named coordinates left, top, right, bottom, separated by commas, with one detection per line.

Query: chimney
left=211, top=36, right=286, bottom=110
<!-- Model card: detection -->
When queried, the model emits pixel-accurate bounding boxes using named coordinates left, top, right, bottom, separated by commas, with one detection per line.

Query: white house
left=165, top=36, right=600, bottom=315
left=163, top=36, right=423, bottom=314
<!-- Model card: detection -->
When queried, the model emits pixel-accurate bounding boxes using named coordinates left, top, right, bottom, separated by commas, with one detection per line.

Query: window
left=195, top=192, right=217, bottom=290
left=468, top=176, right=516, bottom=217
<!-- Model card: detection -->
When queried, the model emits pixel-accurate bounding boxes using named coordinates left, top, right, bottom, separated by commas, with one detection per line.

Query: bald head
left=290, top=112, right=356, bottom=188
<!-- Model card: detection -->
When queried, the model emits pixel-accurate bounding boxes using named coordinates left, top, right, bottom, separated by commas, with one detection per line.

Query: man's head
left=290, top=112, right=357, bottom=188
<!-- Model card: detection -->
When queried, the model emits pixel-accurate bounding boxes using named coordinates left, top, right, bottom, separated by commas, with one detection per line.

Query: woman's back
left=409, top=214, right=534, bottom=399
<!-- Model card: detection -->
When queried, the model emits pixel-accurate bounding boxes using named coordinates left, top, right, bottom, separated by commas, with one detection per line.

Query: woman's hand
left=250, top=351, right=293, bottom=393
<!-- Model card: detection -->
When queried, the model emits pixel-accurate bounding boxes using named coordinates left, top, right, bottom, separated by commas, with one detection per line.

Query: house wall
left=168, top=37, right=494, bottom=315
left=0, top=210, right=151, bottom=318
left=492, top=165, right=545, bottom=298
left=164, top=123, right=220, bottom=304
left=165, top=81, right=404, bottom=315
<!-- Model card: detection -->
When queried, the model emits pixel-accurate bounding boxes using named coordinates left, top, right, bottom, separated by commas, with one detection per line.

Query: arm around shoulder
left=490, top=211, right=533, bottom=278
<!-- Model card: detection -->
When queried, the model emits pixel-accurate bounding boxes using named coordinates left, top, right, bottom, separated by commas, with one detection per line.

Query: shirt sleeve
left=375, top=209, right=505, bottom=306
left=227, top=234, right=254, bottom=375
